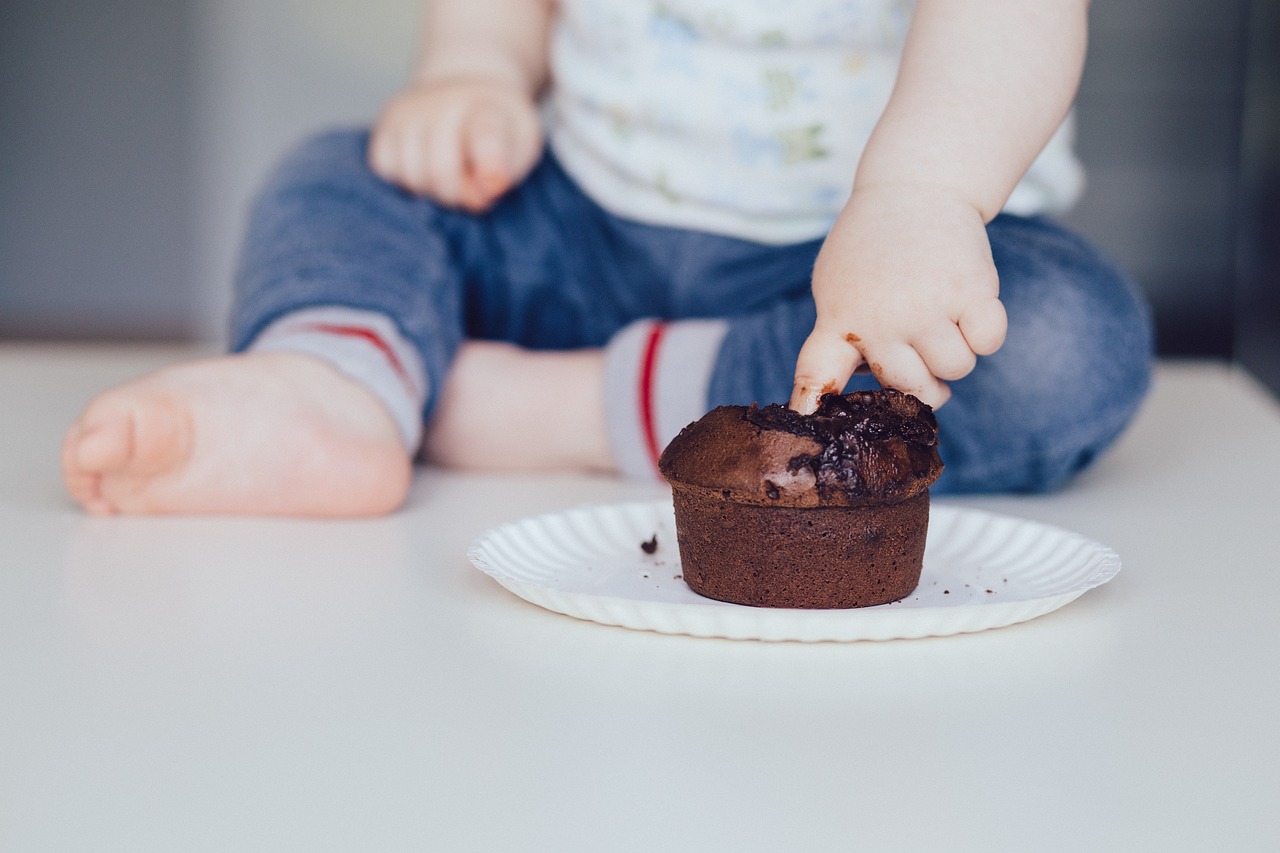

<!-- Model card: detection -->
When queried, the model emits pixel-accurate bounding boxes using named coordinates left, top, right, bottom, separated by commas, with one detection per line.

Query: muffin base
left=670, top=487, right=930, bottom=609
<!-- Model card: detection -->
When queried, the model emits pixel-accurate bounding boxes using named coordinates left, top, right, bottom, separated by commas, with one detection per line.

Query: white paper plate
left=467, top=501, right=1120, bottom=642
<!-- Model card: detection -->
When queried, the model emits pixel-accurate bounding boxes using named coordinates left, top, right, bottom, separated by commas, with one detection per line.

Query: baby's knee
left=244, top=127, right=464, bottom=252
left=263, top=129, right=382, bottom=196
left=1014, top=243, right=1152, bottom=395
left=985, top=268, right=1153, bottom=490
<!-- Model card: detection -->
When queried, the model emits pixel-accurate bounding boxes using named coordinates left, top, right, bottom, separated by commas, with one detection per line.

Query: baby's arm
left=368, top=0, right=553, bottom=211
left=790, top=0, right=1090, bottom=413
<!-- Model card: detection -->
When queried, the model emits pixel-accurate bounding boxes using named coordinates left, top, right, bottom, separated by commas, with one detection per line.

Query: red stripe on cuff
left=638, top=322, right=667, bottom=475
left=296, top=322, right=417, bottom=396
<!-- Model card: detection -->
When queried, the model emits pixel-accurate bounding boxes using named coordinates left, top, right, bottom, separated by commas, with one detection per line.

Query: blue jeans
left=231, top=129, right=1154, bottom=493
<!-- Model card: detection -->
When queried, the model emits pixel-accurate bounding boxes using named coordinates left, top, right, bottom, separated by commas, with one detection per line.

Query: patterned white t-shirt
left=545, top=0, right=1083, bottom=244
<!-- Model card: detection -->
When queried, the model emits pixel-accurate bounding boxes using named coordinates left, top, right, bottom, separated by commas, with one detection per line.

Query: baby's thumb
left=463, top=105, right=516, bottom=201
left=790, top=330, right=863, bottom=414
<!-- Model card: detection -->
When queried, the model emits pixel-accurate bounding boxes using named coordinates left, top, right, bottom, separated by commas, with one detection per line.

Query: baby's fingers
left=369, top=125, right=428, bottom=194
left=861, top=341, right=951, bottom=409
left=790, top=330, right=863, bottom=414
left=461, top=105, right=516, bottom=209
left=461, top=100, right=543, bottom=211
left=369, top=93, right=451, bottom=197
left=958, top=297, right=1008, bottom=357
left=912, top=324, right=977, bottom=382
left=367, top=125, right=401, bottom=183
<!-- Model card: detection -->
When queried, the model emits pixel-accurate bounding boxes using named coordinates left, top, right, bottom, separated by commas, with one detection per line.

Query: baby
left=62, top=0, right=1153, bottom=516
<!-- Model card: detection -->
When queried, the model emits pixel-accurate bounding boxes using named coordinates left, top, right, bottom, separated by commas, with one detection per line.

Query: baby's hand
left=368, top=79, right=542, bottom=212
left=790, top=185, right=1008, bottom=413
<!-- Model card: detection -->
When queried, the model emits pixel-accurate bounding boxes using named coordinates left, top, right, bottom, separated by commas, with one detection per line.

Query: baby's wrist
left=414, top=58, right=540, bottom=98
left=398, top=75, right=537, bottom=116
left=852, top=164, right=1013, bottom=224
left=848, top=178, right=982, bottom=216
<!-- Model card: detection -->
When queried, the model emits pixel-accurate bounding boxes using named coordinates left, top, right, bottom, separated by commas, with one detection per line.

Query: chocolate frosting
left=658, top=389, right=943, bottom=508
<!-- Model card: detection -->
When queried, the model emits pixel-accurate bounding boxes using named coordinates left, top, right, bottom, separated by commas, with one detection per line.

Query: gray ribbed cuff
left=248, top=306, right=428, bottom=454
left=603, top=318, right=729, bottom=480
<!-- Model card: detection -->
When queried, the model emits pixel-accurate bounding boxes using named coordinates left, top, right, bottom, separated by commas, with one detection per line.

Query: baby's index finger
left=789, top=378, right=840, bottom=415
left=789, top=330, right=864, bottom=414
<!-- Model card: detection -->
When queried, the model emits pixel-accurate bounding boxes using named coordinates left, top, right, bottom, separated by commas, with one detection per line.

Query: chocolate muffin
left=658, top=389, right=943, bottom=609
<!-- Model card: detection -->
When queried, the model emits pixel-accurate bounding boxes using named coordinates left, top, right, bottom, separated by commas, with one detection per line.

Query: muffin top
left=658, top=389, right=943, bottom=507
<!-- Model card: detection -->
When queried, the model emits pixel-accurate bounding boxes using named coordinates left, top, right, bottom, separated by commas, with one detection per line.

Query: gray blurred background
left=2, top=0, right=1278, bottom=394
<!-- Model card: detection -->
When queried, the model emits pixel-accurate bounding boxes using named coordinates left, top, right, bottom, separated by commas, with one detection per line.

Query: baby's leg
left=423, top=341, right=613, bottom=472
left=419, top=318, right=735, bottom=477
left=63, top=130, right=471, bottom=515
left=367, top=201, right=1149, bottom=490
left=417, top=196, right=816, bottom=477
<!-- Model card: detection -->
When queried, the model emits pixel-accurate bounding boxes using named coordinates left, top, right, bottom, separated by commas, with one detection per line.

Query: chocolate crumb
left=640, top=534, right=658, bottom=555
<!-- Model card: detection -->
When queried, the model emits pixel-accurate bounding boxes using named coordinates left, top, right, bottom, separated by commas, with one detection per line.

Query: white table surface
left=2, top=344, right=1278, bottom=852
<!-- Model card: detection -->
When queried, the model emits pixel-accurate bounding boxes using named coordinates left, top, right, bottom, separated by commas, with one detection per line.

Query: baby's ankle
left=425, top=342, right=614, bottom=473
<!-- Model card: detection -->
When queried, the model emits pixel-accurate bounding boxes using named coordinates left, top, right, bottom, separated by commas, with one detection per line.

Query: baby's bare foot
left=61, top=352, right=411, bottom=516
left=425, top=341, right=615, bottom=473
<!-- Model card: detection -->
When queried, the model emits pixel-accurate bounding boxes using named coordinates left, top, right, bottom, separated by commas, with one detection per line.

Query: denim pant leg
left=231, top=134, right=680, bottom=398
left=229, top=129, right=474, bottom=420
left=709, top=214, right=1155, bottom=494
left=939, top=216, right=1154, bottom=491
